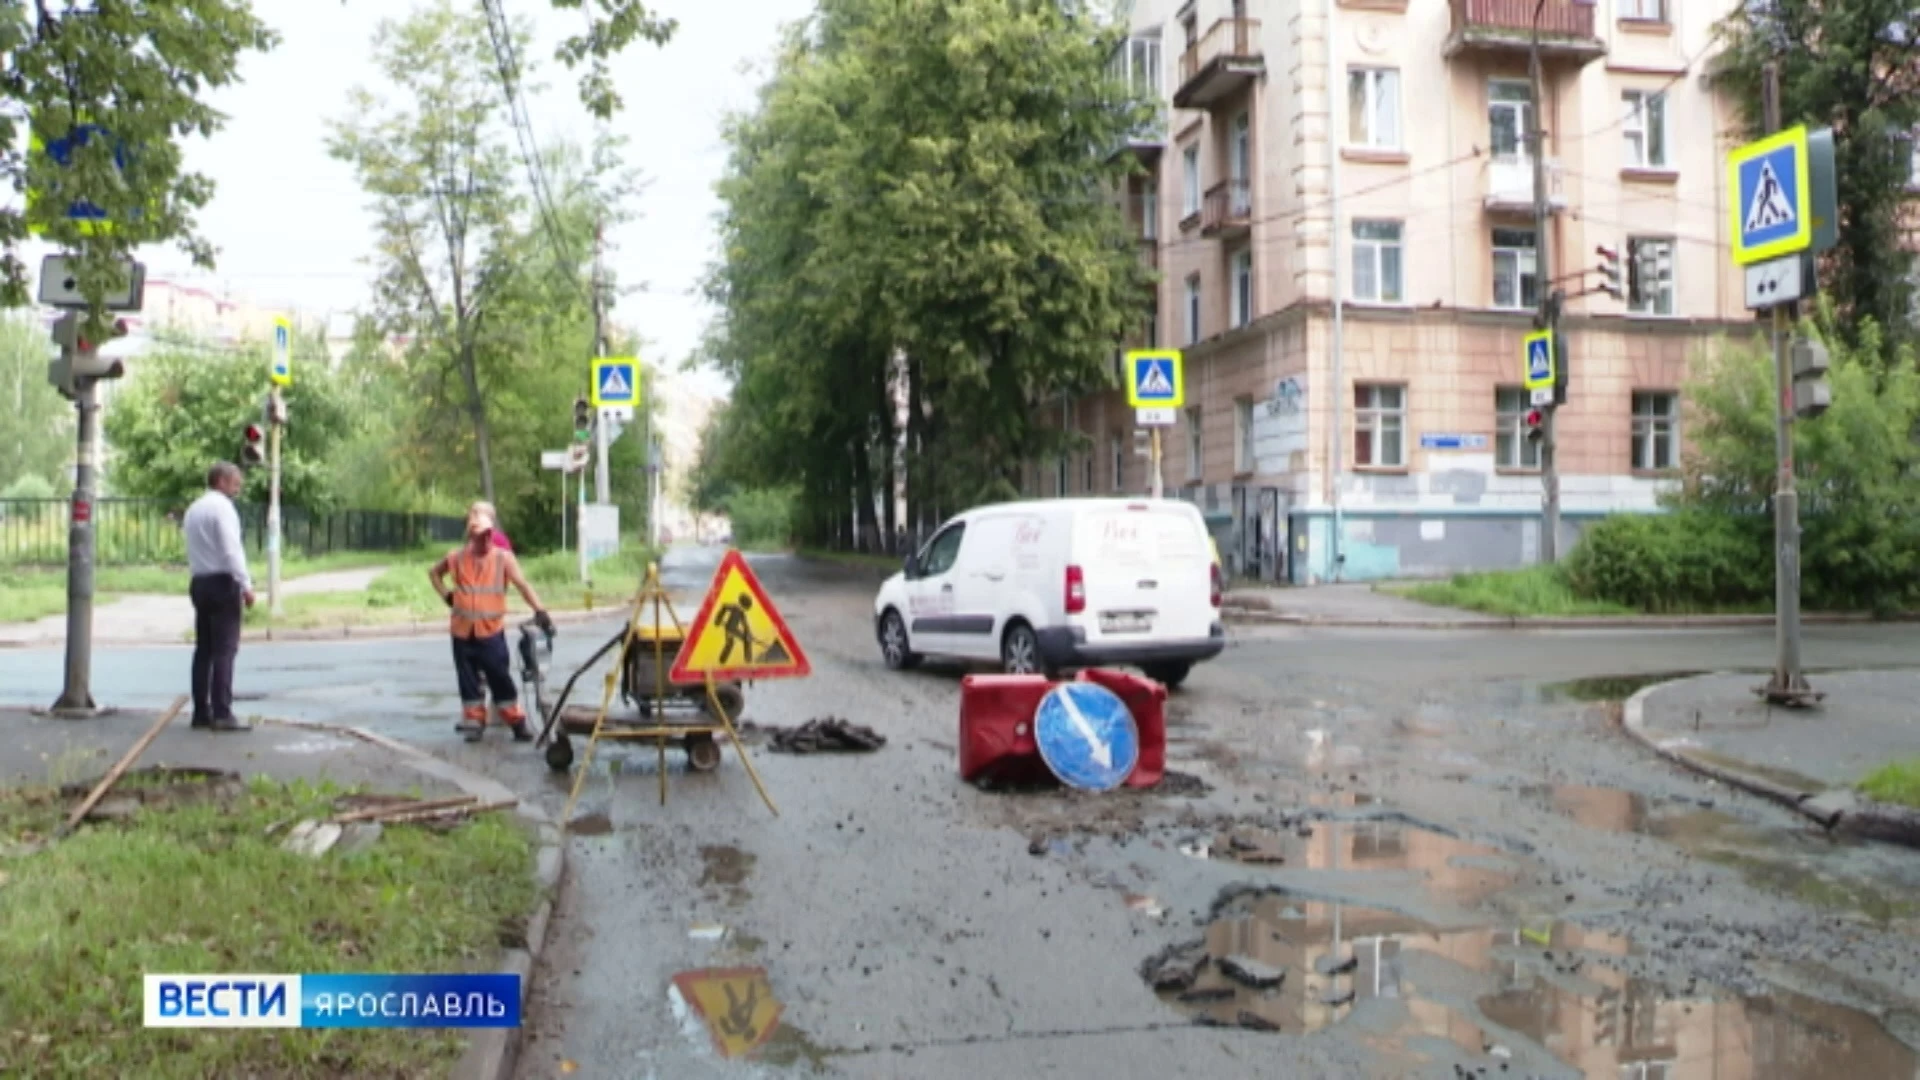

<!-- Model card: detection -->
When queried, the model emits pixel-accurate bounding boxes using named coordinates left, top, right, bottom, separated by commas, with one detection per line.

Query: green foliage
left=0, top=2, right=277, bottom=319
left=1713, top=0, right=1920, bottom=355
left=724, top=488, right=796, bottom=550
left=1562, top=511, right=1772, bottom=613
left=1397, top=565, right=1634, bottom=617
left=1859, top=759, right=1920, bottom=808
left=103, top=342, right=352, bottom=512
left=0, top=315, right=71, bottom=491
left=706, top=0, right=1155, bottom=542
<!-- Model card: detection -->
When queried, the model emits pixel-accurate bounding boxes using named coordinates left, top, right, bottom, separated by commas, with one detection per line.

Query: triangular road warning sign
left=670, top=967, right=783, bottom=1059
left=670, top=549, right=811, bottom=685
left=1743, top=160, right=1796, bottom=234
left=599, top=365, right=632, bottom=398
left=1137, top=361, right=1173, bottom=396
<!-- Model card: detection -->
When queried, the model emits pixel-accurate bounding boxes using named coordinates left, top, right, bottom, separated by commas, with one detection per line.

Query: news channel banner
left=144, top=973, right=519, bottom=1028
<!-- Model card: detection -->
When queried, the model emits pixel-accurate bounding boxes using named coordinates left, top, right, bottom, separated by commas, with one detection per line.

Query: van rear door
left=1072, top=503, right=1214, bottom=645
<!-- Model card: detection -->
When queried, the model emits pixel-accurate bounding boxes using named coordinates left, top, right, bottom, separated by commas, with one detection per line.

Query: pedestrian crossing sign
left=590, top=356, right=640, bottom=408
left=270, top=317, right=292, bottom=386
left=670, top=549, right=811, bottom=684
left=1522, top=329, right=1555, bottom=391
left=1126, top=349, right=1184, bottom=408
left=1728, top=126, right=1811, bottom=266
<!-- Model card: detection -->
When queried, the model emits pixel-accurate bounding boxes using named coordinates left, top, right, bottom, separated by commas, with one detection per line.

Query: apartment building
left=1035, top=0, right=1766, bottom=583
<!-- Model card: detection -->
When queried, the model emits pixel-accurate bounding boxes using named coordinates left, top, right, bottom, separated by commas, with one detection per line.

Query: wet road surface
left=3, top=547, right=1917, bottom=1076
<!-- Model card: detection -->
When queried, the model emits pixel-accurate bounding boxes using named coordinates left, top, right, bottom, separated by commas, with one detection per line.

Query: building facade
left=1034, top=0, right=1768, bottom=583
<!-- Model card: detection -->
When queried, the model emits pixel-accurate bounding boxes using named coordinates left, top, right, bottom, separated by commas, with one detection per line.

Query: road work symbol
left=1034, top=682, right=1139, bottom=791
left=671, top=967, right=783, bottom=1059
left=671, top=548, right=811, bottom=684
left=1743, top=160, right=1795, bottom=233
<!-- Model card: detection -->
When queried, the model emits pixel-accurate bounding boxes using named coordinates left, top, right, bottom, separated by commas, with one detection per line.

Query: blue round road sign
left=1034, top=682, right=1140, bottom=791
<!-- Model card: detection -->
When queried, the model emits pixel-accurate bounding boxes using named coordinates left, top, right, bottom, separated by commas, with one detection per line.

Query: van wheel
left=1001, top=622, right=1054, bottom=678
left=879, top=609, right=920, bottom=670
left=1142, top=662, right=1192, bottom=690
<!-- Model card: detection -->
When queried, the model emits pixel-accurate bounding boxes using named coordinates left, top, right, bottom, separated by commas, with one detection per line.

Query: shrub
left=1564, top=511, right=1771, bottom=613
left=724, top=488, right=794, bottom=550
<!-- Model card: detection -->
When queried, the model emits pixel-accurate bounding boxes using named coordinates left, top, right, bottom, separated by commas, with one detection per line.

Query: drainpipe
left=1326, top=0, right=1346, bottom=582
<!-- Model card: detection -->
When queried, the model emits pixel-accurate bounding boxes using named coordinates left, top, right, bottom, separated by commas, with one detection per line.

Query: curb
left=265, top=718, right=563, bottom=1080
left=0, top=604, right=633, bottom=650
left=1619, top=677, right=1920, bottom=850
left=1222, top=603, right=1920, bottom=631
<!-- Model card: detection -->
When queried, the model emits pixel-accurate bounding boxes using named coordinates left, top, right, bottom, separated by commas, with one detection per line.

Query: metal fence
left=0, top=498, right=467, bottom=566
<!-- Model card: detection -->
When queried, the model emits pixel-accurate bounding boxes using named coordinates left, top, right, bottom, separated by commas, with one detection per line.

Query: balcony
left=1443, top=0, right=1605, bottom=64
left=1201, top=180, right=1252, bottom=237
left=1483, top=156, right=1566, bottom=214
left=1137, top=238, right=1161, bottom=273
left=1111, top=106, right=1168, bottom=164
left=1173, top=18, right=1263, bottom=111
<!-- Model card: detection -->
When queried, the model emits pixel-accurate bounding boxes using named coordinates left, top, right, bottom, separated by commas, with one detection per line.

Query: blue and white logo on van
left=1034, top=682, right=1139, bottom=791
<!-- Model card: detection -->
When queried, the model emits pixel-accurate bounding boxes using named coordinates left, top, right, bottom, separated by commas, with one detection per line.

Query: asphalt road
left=4, top=547, right=1918, bottom=1077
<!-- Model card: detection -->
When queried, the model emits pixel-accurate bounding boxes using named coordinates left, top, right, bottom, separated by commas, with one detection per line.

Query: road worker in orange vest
left=430, top=504, right=554, bottom=742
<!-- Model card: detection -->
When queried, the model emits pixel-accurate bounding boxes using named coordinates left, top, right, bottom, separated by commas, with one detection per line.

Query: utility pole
left=1529, top=0, right=1562, bottom=563
left=1149, top=429, right=1164, bottom=499
left=590, top=219, right=612, bottom=507
left=52, top=377, right=101, bottom=716
left=266, top=386, right=285, bottom=619
left=1761, top=61, right=1810, bottom=704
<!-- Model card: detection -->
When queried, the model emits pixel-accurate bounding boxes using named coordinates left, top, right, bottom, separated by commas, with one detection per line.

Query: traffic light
left=1791, top=336, right=1832, bottom=419
left=1595, top=245, right=1622, bottom=301
left=73, top=317, right=129, bottom=379
left=572, top=396, right=592, bottom=440
left=242, top=422, right=266, bottom=466
left=1524, top=407, right=1545, bottom=444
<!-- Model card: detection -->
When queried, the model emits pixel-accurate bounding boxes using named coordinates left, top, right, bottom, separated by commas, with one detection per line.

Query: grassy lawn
left=1388, top=566, right=1636, bottom=618
left=1, top=548, right=443, bottom=624
left=0, top=775, right=534, bottom=1078
left=1859, top=759, right=1920, bottom=809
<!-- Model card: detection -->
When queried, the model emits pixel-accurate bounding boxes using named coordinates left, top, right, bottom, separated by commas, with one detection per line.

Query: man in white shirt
left=183, top=462, right=255, bottom=732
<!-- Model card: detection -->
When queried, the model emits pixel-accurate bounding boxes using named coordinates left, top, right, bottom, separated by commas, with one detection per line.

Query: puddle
left=1522, top=783, right=1655, bottom=834
left=1540, top=671, right=1704, bottom=703
left=1192, top=810, right=1524, bottom=908
left=699, top=844, right=756, bottom=906
left=1639, top=810, right=1920, bottom=926
left=1142, top=886, right=1918, bottom=1076
left=567, top=812, right=614, bottom=836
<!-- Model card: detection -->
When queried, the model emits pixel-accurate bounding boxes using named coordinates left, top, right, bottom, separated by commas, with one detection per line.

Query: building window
left=1619, top=0, right=1666, bottom=21
left=1491, top=227, right=1538, bottom=310
left=1346, top=67, right=1401, bottom=150
left=1231, top=249, right=1253, bottom=328
left=1110, top=433, right=1124, bottom=491
left=1353, top=384, right=1405, bottom=468
left=1185, top=406, right=1203, bottom=480
left=1146, top=307, right=1159, bottom=348
left=1494, top=386, right=1541, bottom=470
left=1234, top=397, right=1255, bottom=473
left=1181, top=144, right=1201, bottom=218
left=1055, top=454, right=1068, bottom=496
left=1627, top=236, right=1676, bottom=316
left=1622, top=90, right=1669, bottom=170
left=1632, top=392, right=1679, bottom=471
left=1082, top=451, right=1094, bottom=493
left=1184, top=274, right=1201, bottom=345
left=1229, top=112, right=1251, bottom=195
left=1488, top=80, right=1534, bottom=162
left=1351, top=219, right=1404, bottom=303
left=1140, top=184, right=1159, bottom=240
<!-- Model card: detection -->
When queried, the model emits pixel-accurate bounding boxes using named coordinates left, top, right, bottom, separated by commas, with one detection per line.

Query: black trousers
left=452, top=632, right=519, bottom=708
left=189, top=574, right=245, bottom=722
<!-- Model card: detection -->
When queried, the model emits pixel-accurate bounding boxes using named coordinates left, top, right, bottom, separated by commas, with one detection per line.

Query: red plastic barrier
left=957, top=674, right=1056, bottom=784
left=1076, top=667, right=1166, bottom=789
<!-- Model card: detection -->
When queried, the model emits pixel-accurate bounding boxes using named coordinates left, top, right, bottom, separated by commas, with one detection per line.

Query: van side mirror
left=902, top=553, right=919, bottom=579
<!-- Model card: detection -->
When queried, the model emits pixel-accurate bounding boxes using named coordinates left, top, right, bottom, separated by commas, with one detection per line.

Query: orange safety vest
left=449, top=548, right=508, bottom=639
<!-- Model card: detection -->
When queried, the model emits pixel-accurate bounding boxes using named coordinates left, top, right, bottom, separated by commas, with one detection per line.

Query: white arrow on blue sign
left=1033, top=682, right=1140, bottom=791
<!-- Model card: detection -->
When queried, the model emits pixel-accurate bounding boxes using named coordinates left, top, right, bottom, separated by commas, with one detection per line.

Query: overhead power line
left=479, top=0, right=587, bottom=300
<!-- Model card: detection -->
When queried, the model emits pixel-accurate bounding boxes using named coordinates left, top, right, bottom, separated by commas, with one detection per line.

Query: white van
left=872, top=498, right=1225, bottom=688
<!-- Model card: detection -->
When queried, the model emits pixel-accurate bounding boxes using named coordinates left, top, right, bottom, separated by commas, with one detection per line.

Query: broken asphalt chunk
left=1139, top=941, right=1209, bottom=993
left=1316, top=953, right=1358, bottom=976
left=1219, top=955, right=1284, bottom=990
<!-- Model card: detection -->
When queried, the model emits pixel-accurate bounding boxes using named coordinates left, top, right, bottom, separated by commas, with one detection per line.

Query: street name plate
left=1135, top=407, right=1175, bottom=427
left=1530, top=388, right=1553, bottom=406
left=1745, top=255, right=1805, bottom=311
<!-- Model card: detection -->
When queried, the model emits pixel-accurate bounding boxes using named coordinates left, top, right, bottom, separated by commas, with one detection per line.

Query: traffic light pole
left=1760, top=62, right=1812, bottom=706
left=267, top=386, right=285, bottom=619
left=52, top=377, right=101, bottom=716
left=1529, top=2, right=1561, bottom=565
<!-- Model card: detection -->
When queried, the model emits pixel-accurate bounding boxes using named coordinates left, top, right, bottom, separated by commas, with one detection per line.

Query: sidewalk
left=1623, top=671, right=1920, bottom=847
left=1223, top=583, right=1916, bottom=631
left=0, top=703, right=563, bottom=1080
left=0, top=567, right=388, bottom=648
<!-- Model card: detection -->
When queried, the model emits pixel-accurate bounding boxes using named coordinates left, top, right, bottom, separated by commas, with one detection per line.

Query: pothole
left=1540, top=671, right=1705, bottom=703
left=1141, top=886, right=1919, bottom=1076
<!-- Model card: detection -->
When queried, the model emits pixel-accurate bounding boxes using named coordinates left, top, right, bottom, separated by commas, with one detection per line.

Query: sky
left=52, top=0, right=819, bottom=400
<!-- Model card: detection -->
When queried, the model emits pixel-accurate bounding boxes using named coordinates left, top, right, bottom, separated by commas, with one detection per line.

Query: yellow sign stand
left=559, top=562, right=778, bottom=828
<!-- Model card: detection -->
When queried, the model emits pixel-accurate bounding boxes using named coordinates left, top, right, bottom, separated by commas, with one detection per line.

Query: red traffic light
left=241, top=423, right=265, bottom=465
left=1524, top=408, right=1545, bottom=443
left=1595, top=244, right=1619, bottom=263
left=244, top=424, right=264, bottom=442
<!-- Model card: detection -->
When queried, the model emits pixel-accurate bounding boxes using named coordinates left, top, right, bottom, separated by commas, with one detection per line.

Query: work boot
left=457, top=704, right=487, bottom=743
left=500, top=704, right=533, bottom=743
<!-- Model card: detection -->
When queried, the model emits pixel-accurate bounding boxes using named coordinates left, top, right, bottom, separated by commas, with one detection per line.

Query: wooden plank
left=57, top=695, right=187, bottom=838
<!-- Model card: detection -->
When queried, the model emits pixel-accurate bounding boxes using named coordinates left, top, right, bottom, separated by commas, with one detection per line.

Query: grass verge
left=2, top=548, right=445, bottom=624
left=1859, top=759, right=1920, bottom=809
left=798, top=547, right=902, bottom=572
left=1388, top=566, right=1639, bottom=618
left=0, top=775, right=535, bottom=1078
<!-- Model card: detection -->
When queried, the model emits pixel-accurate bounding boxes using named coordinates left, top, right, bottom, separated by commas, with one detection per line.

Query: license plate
left=1100, top=611, right=1152, bottom=634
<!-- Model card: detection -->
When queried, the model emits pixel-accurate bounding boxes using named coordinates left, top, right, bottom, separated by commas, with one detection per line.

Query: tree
left=1714, top=1, right=1920, bottom=356
left=0, top=2, right=276, bottom=319
left=0, top=314, right=73, bottom=492
left=707, top=0, right=1152, bottom=547
left=103, top=339, right=353, bottom=510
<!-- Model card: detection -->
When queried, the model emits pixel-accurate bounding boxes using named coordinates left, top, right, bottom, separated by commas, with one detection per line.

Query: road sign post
left=1125, top=350, right=1183, bottom=501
